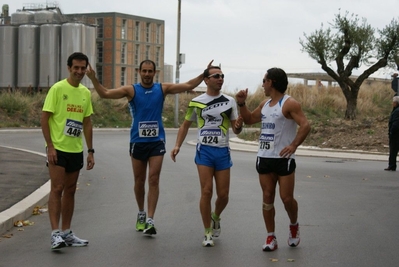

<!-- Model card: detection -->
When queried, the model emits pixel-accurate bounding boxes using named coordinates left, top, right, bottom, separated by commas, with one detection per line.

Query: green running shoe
left=136, top=212, right=146, bottom=232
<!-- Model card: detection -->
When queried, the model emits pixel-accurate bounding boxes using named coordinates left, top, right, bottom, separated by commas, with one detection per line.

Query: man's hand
left=86, top=154, right=95, bottom=170
left=86, top=63, right=96, bottom=80
left=207, top=60, right=214, bottom=69
left=170, top=146, right=180, bottom=162
left=235, top=88, right=248, bottom=105
left=235, top=115, right=244, bottom=129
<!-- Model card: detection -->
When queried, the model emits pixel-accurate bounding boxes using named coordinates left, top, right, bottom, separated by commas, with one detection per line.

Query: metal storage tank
left=17, top=24, right=39, bottom=89
left=0, top=26, right=18, bottom=89
left=11, top=11, right=34, bottom=25
left=81, top=24, right=96, bottom=88
left=39, top=24, right=61, bottom=89
left=60, top=23, right=83, bottom=79
left=34, top=10, right=60, bottom=24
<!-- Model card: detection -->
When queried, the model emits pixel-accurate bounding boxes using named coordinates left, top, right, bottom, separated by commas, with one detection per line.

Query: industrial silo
left=17, top=24, right=39, bottom=90
left=81, top=24, right=96, bottom=88
left=11, top=11, right=33, bottom=25
left=0, top=25, right=18, bottom=90
left=34, top=10, right=60, bottom=24
left=39, top=24, right=61, bottom=89
left=60, top=22, right=83, bottom=79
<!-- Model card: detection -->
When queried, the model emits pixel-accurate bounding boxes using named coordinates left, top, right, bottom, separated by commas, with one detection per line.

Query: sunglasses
left=208, top=73, right=225, bottom=79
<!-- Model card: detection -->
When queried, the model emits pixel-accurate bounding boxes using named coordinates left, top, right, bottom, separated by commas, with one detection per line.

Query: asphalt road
left=0, top=129, right=398, bottom=267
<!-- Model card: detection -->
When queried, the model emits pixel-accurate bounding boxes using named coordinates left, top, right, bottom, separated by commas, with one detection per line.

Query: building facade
left=66, top=12, right=165, bottom=89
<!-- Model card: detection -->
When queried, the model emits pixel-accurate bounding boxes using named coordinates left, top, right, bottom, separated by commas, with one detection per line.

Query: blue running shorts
left=195, top=144, right=232, bottom=171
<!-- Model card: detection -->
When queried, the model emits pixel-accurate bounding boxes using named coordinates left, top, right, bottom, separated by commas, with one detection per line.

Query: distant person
left=384, top=96, right=399, bottom=171
left=235, top=68, right=311, bottom=251
left=86, top=59, right=212, bottom=236
left=170, top=65, right=242, bottom=247
left=41, top=52, right=95, bottom=250
left=391, top=73, right=398, bottom=96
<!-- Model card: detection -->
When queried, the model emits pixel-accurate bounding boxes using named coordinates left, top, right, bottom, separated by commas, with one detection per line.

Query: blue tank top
left=128, top=83, right=165, bottom=143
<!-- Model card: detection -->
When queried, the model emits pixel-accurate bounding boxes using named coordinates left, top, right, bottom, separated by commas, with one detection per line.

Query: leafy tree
left=300, top=10, right=399, bottom=119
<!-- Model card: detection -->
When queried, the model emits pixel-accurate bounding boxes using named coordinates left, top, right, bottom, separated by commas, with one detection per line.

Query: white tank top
left=257, top=95, right=297, bottom=158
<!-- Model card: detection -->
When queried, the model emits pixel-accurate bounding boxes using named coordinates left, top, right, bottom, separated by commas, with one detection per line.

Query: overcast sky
left=4, top=0, right=399, bottom=92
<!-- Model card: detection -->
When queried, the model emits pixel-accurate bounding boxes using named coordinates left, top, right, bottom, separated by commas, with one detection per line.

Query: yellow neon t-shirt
left=42, top=79, right=94, bottom=153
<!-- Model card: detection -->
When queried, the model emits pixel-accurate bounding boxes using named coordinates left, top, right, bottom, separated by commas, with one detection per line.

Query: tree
left=300, top=10, right=399, bottom=119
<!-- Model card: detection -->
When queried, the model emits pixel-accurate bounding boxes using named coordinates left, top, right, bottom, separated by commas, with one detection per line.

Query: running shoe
left=136, top=212, right=146, bottom=232
left=211, top=212, right=221, bottom=237
left=288, top=223, right=300, bottom=247
left=63, top=231, right=89, bottom=247
left=51, top=231, right=67, bottom=250
left=262, top=235, right=278, bottom=251
left=202, top=232, right=214, bottom=247
left=143, top=220, right=157, bottom=235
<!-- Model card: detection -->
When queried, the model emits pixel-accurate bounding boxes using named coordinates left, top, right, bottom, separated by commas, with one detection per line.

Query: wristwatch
left=87, top=148, right=95, bottom=153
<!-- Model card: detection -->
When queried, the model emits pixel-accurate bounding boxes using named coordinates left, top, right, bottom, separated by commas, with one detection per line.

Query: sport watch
left=88, top=148, right=95, bottom=153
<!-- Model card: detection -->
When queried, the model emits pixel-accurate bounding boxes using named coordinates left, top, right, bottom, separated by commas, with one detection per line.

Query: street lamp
left=174, top=0, right=182, bottom=128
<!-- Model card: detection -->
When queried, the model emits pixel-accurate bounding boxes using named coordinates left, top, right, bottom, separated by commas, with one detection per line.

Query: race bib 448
left=63, top=119, right=82, bottom=138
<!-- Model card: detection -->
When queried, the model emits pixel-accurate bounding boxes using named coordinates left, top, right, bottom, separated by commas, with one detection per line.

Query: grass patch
left=0, top=82, right=393, bottom=131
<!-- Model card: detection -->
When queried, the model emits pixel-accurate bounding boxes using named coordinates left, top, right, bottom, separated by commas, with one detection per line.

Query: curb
left=0, top=146, right=50, bottom=235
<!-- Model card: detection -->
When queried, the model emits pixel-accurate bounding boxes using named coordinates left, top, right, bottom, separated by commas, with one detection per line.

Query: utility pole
left=174, top=0, right=182, bottom=128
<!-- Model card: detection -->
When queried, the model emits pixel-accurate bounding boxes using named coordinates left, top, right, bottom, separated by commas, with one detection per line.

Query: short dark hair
left=266, top=68, right=288, bottom=93
left=67, top=52, right=89, bottom=67
left=139, top=60, right=156, bottom=71
left=203, top=66, right=221, bottom=77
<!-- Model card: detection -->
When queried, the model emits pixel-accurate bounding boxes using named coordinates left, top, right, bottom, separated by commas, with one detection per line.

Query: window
left=121, top=19, right=127, bottom=39
left=135, top=44, right=140, bottom=66
left=146, top=22, right=150, bottom=42
left=156, top=47, right=160, bottom=66
left=121, top=43, right=127, bottom=64
left=145, top=45, right=150, bottom=59
left=97, top=41, right=103, bottom=63
left=135, top=21, right=140, bottom=41
left=156, top=24, right=161, bottom=44
left=121, top=67, right=126, bottom=86
left=97, top=18, right=103, bottom=38
left=134, top=69, right=138, bottom=83
left=96, top=66, right=103, bottom=84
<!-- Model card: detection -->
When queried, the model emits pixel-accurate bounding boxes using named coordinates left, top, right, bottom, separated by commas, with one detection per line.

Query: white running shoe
left=51, top=231, right=67, bottom=250
left=288, top=224, right=300, bottom=247
left=202, top=232, right=214, bottom=247
left=63, top=231, right=89, bottom=247
left=262, top=235, right=278, bottom=251
left=211, top=213, right=221, bottom=237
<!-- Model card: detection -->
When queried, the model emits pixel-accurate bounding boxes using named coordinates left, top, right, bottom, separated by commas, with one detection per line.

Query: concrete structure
left=288, top=72, right=390, bottom=87
left=164, top=63, right=174, bottom=83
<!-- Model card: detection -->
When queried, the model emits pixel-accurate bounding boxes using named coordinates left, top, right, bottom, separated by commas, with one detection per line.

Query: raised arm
left=163, top=60, right=214, bottom=95
left=86, top=63, right=133, bottom=100
left=235, top=88, right=264, bottom=125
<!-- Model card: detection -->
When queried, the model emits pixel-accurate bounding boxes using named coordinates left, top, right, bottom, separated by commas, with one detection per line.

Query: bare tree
left=300, top=10, right=399, bottom=119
